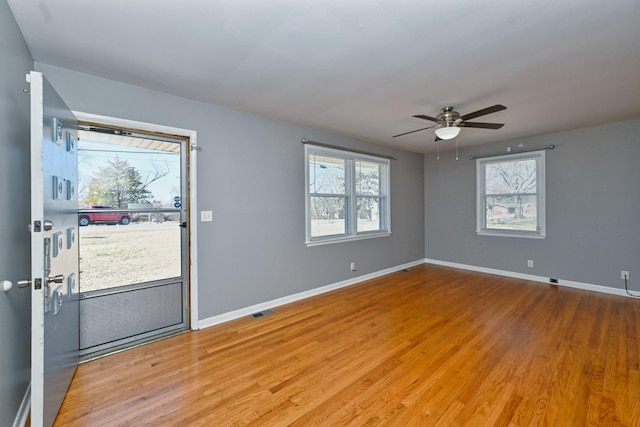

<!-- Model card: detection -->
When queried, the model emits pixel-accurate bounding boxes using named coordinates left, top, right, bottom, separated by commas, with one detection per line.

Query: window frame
left=476, top=150, right=546, bottom=239
left=305, top=145, right=391, bottom=246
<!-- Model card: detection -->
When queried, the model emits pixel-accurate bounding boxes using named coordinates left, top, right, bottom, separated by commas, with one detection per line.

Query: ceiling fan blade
left=460, top=104, right=506, bottom=121
left=392, top=125, right=436, bottom=138
left=413, top=114, right=439, bottom=123
left=458, top=122, right=504, bottom=129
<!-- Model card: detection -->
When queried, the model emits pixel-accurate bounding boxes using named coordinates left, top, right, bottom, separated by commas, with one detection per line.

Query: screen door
left=76, top=124, right=190, bottom=358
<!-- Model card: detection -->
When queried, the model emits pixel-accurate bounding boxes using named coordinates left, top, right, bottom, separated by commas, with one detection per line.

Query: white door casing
left=73, top=112, right=199, bottom=329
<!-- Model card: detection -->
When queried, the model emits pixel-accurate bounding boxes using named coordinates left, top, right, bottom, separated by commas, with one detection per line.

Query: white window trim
left=476, top=150, right=546, bottom=239
left=305, top=145, right=391, bottom=246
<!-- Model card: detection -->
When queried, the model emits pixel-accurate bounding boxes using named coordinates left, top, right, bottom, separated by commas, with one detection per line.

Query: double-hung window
left=476, top=150, right=546, bottom=238
left=305, top=145, right=390, bottom=245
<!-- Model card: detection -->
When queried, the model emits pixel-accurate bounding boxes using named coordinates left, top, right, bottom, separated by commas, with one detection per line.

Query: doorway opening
left=75, top=117, right=198, bottom=360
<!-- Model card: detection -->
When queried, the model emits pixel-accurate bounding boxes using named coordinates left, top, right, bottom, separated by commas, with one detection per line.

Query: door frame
left=73, top=111, right=199, bottom=330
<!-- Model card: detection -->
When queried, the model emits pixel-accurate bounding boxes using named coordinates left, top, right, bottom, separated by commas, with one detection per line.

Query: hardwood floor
left=54, top=264, right=640, bottom=426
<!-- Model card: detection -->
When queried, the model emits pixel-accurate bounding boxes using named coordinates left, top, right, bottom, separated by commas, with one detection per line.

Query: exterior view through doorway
left=75, top=118, right=196, bottom=359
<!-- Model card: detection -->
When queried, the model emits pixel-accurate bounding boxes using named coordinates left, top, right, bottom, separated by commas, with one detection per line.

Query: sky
left=78, top=140, right=182, bottom=207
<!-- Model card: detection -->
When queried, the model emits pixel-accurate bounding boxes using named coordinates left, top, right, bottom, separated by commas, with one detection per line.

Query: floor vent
left=250, top=309, right=274, bottom=319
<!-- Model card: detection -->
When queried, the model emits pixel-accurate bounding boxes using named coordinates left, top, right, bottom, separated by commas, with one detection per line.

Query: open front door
left=29, top=71, right=80, bottom=427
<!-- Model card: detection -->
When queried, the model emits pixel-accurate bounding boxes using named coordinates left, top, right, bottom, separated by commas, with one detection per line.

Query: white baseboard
left=198, top=259, right=424, bottom=329
left=13, top=382, right=30, bottom=427
left=424, top=258, right=630, bottom=298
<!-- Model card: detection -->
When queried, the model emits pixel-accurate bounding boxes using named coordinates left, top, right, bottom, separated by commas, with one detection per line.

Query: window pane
left=310, top=196, right=346, bottom=237
left=485, top=195, right=537, bottom=231
left=485, top=159, right=536, bottom=195
left=355, top=160, right=380, bottom=195
left=357, top=197, right=382, bottom=232
left=308, top=154, right=346, bottom=194
left=305, top=145, right=391, bottom=245
left=477, top=151, right=545, bottom=238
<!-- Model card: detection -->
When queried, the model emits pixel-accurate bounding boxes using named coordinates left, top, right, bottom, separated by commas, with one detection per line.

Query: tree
left=355, top=164, right=380, bottom=220
left=486, top=159, right=536, bottom=219
left=309, top=157, right=346, bottom=222
left=82, top=157, right=168, bottom=207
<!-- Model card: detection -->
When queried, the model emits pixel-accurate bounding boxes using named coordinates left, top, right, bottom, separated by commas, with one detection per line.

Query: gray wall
left=425, top=120, right=640, bottom=290
left=35, top=63, right=425, bottom=319
left=0, top=1, right=34, bottom=425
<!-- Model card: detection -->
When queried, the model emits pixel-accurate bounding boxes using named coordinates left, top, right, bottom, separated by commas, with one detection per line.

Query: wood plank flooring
left=54, top=264, right=640, bottom=426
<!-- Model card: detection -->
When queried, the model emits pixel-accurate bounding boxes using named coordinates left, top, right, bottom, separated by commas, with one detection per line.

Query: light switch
left=201, top=210, right=213, bottom=222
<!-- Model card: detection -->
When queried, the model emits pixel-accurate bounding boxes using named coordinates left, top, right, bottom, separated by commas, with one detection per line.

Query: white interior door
left=29, top=71, right=80, bottom=427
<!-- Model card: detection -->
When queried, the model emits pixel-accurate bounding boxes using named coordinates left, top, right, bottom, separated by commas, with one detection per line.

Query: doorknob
left=47, top=274, right=64, bottom=285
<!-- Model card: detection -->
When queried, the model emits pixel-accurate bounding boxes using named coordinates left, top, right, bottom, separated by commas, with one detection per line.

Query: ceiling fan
left=393, top=104, right=506, bottom=141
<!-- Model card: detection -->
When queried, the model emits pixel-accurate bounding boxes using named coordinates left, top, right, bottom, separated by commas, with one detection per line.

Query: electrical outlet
left=621, top=271, right=630, bottom=280
left=527, top=260, right=534, bottom=268
left=350, top=262, right=357, bottom=272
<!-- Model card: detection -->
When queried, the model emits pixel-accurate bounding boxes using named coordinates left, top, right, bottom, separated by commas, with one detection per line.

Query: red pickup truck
left=78, top=206, right=131, bottom=226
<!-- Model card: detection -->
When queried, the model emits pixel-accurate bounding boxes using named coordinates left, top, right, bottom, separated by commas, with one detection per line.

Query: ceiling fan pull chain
left=436, top=140, right=440, bottom=160
left=456, top=139, right=459, bottom=161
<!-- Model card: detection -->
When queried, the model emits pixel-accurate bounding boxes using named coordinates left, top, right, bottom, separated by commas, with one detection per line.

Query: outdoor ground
left=79, top=222, right=181, bottom=292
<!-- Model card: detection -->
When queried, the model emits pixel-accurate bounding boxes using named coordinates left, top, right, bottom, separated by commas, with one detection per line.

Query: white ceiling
left=8, top=0, right=640, bottom=153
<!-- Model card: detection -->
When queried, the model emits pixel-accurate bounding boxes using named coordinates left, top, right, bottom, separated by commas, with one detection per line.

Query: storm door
left=76, top=124, right=190, bottom=359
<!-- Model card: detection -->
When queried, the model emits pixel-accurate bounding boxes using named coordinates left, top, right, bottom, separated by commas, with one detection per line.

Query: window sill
left=305, top=231, right=391, bottom=247
left=476, top=230, right=546, bottom=239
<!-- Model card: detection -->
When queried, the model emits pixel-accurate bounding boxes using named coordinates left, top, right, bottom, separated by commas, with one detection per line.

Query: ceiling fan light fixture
left=435, top=124, right=461, bottom=140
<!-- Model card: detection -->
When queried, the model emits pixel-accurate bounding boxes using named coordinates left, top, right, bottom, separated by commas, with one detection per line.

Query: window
left=476, top=150, right=546, bottom=238
left=305, top=145, right=390, bottom=245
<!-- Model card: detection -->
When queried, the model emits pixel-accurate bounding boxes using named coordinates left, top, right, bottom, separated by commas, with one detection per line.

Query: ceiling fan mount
left=393, top=104, right=506, bottom=140
left=434, top=106, right=461, bottom=125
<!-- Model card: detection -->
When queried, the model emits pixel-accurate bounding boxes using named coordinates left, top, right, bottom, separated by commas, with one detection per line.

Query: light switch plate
left=201, top=210, right=213, bottom=222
